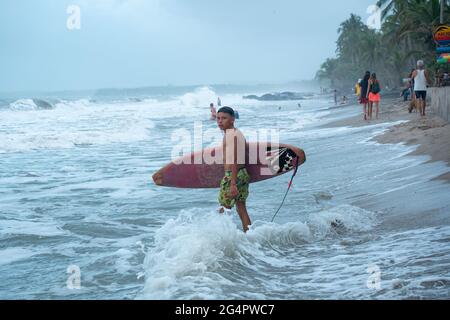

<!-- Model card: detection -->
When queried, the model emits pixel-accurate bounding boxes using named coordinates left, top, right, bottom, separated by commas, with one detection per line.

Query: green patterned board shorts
left=218, top=168, right=250, bottom=208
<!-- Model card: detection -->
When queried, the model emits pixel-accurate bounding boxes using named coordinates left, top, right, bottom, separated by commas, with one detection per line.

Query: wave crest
left=139, top=205, right=377, bottom=299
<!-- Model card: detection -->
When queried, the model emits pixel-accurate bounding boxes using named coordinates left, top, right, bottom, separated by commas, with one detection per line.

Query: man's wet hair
left=217, top=106, right=235, bottom=118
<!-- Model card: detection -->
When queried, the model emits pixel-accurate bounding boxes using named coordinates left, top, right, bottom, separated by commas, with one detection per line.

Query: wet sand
left=326, top=97, right=450, bottom=181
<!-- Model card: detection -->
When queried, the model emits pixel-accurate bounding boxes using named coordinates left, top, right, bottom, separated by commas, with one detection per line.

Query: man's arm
left=223, top=129, right=239, bottom=199
left=229, top=132, right=239, bottom=199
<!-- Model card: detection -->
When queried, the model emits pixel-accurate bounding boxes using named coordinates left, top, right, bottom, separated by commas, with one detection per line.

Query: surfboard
left=152, top=142, right=305, bottom=189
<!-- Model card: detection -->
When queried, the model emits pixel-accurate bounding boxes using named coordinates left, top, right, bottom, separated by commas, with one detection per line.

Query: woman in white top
left=412, top=60, right=431, bottom=117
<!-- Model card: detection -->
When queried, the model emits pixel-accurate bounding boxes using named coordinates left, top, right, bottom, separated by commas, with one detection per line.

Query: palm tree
left=359, top=30, right=381, bottom=70
left=336, top=14, right=369, bottom=66
left=316, top=58, right=338, bottom=87
left=376, top=0, right=397, bottom=21
left=316, top=1, right=450, bottom=90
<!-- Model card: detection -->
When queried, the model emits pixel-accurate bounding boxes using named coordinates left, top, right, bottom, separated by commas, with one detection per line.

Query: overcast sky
left=0, top=0, right=376, bottom=92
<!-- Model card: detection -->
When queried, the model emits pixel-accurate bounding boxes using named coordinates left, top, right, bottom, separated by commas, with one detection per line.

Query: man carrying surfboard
left=216, top=107, right=252, bottom=232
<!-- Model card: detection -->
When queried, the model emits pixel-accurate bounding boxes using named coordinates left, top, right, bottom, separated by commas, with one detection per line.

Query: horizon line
left=0, top=79, right=319, bottom=97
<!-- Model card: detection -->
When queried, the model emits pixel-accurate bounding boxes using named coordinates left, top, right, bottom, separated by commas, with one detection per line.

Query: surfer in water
left=210, top=103, right=217, bottom=120
left=217, top=107, right=252, bottom=232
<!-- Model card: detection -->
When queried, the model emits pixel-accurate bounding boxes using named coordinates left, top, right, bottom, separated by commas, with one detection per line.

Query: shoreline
left=324, top=96, right=450, bottom=182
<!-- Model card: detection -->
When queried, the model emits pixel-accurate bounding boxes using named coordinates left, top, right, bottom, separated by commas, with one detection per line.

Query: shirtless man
left=216, top=107, right=251, bottom=232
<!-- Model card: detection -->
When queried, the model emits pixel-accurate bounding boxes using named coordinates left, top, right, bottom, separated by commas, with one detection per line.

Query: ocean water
left=0, top=86, right=449, bottom=300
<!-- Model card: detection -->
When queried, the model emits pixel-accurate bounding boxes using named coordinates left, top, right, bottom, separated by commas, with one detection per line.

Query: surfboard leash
left=271, top=156, right=300, bottom=223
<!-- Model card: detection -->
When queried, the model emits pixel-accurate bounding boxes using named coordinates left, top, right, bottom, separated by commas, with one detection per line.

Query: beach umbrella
left=437, top=57, right=450, bottom=64
left=437, top=52, right=450, bottom=64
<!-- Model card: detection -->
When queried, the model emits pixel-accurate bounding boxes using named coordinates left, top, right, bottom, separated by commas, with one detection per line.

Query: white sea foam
left=0, top=99, right=155, bottom=153
left=9, top=99, right=40, bottom=111
left=179, top=87, right=218, bottom=109
left=0, top=220, right=66, bottom=237
left=139, top=204, right=378, bottom=299
left=0, top=87, right=230, bottom=153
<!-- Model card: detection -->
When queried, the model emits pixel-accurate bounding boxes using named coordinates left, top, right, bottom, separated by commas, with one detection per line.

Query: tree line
left=316, top=0, right=450, bottom=92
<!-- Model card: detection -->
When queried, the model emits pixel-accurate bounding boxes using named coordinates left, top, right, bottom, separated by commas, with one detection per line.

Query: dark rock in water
left=313, top=192, right=333, bottom=203
left=243, top=95, right=259, bottom=100
left=243, top=92, right=304, bottom=101
left=33, top=99, right=54, bottom=110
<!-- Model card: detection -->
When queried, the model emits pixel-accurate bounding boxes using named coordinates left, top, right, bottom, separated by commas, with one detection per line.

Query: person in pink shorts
left=367, top=73, right=382, bottom=120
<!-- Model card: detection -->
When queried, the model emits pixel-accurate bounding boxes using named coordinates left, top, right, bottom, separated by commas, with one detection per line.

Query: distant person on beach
left=216, top=107, right=251, bottom=232
left=400, top=84, right=411, bottom=101
left=408, top=69, right=417, bottom=113
left=444, top=72, right=450, bottom=86
left=412, top=60, right=431, bottom=117
left=435, top=69, right=442, bottom=87
left=367, top=73, right=382, bottom=120
left=360, top=71, right=371, bottom=120
left=435, top=70, right=449, bottom=87
left=217, top=97, right=222, bottom=107
left=355, top=79, right=362, bottom=98
left=210, top=103, right=217, bottom=120
left=334, top=90, right=338, bottom=105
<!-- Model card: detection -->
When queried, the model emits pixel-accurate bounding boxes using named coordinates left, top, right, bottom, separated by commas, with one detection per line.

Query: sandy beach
left=326, top=96, right=450, bottom=181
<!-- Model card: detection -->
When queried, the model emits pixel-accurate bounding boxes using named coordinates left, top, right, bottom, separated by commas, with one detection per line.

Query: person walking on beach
left=355, top=79, right=362, bottom=99
left=408, top=69, right=417, bottom=113
left=334, top=90, right=338, bottom=105
left=367, top=73, right=382, bottom=120
left=216, top=107, right=252, bottom=232
left=412, top=60, right=431, bottom=117
left=360, top=71, right=370, bottom=120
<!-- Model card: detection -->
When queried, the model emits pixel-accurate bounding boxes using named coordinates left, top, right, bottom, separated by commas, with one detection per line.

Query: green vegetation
left=316, top=0, right=450, bottom=91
